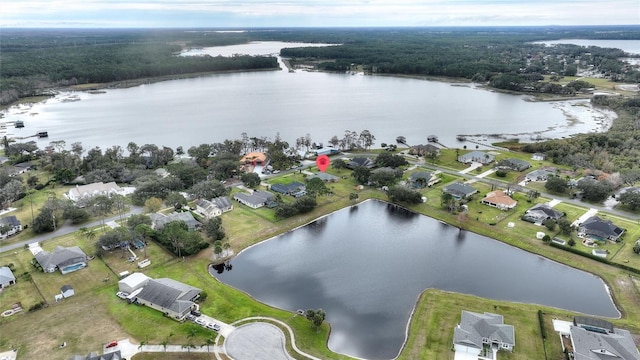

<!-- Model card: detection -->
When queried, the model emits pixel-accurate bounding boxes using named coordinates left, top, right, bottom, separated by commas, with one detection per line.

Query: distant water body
left=0, top=41, right=617, bottom=150
left=534, top=39, right=640, bottom=55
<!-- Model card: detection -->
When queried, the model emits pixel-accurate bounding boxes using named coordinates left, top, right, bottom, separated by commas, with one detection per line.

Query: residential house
left=34, top=245, right=88, bottom=274
left=233, top=190, right=276, bottom=209
left=443, top=182, right=478, bottom=200
left=71, top=351, right=123, bottom=360
left=240, top=152, right=267, bottom=166
left=307, top=172, right=340, bottom=182
left=567, top=317, right=640, bottom=360
left=0, top=266, right=16, bottom=288
left=525, top=169, right=556, bottom=182
left=347, top=157, right=375, bottom=169
left=154, top=168, right=170, bottom=178
left=61, top=284, right=75, bottom=298
left=66, top=182, right=121, bottom=205
left=409, top=144, right=440, bottom=157
left=522, top=204, right=564, bottom=224
left=270, top=181, right=307, bottom=197
left=496, top=158, right=531, bottom=172
left=409, top=171, right=440, bottom=188
left=134, top=278, right=201, bottom=320
left=151, top=211, right=201, bottom=231
left=531, top=153, right=546, bottom=161
left=0, top=215, right=22, bottom=239
left=453, top=311, right=515, bottom=357
left=211, top=196, right=233, bottom=212
left=194, top=196, right=233, bottom=218
left=481, top=190, right=517, bottom=210
left=314, top=147, right=340, bottom=156
left=578, top=216, right=625, bottom=242
left=118, top=272, right=151, bottom=294
left=457, top=151, right=495, bottom=165
left=12, top=161, right=34, bottom=175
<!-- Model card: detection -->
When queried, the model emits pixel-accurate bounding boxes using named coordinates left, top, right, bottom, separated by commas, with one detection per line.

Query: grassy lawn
left=398, top=289, right=564, bottom=360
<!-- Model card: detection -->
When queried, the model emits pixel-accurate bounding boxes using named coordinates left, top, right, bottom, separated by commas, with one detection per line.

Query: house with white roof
left=0, top=266, right=16, bottom=288
left=66, top=182, right=122, bottom=205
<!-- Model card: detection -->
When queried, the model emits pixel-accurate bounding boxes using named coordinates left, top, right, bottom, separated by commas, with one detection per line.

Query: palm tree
left=222, top=242, right=231, bottom=257
left=202, top=336, right=215, bottom=353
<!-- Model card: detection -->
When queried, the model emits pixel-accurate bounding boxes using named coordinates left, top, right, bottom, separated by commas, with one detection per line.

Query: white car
left=206, top=323, right=221, bottom=331
left=116, top=291, right=129, bottom=300
left=195, top=318, right=206, bottom=326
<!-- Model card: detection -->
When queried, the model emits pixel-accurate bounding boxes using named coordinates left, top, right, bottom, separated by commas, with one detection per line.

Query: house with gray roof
left=0, top=266, right=16, bottom=288
left=0, top=215, right=22, bottom=239
left=522, top=204, right=564, bottom=224
left=270, top=181, right=306, bottom=197
left=135, top=278, right=201, bottom=320
left=443, top=182, right=478, bottom=199
left=453, top=311, right=515, bottom=357
left=496, top=158, right=531, bottom=172
left=151, top=211, right=201, bottom=231
left=568, top=317, right=640, bottom=360
left=578, top=216, right=625, bottom=242
left=195, top=196, right=233, bottom=219
left=34, top=245, right=87, bottom=274
left=409, top=144, right=440, bottom=157
left=457, top=151, right=495, bottom=165
left=233, top=190, right=276, bottom=209
left=307, top=172, right=340, bottom=183
left=71, top=350, right=123, bottom=360
left=409, top=171, right=440, bottom=188
left=525, top=169, right=556, bottom=182
left=347, top=157, right=375, bottom=169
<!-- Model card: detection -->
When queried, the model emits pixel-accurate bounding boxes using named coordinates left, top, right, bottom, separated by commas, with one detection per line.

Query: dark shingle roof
left=579, top=216, right=624, bottom=239
left=136, top=278, right=200, bottom=315
left=443, top=182, right=477, bottom=198
left=0, top=216, right=21, bottom=227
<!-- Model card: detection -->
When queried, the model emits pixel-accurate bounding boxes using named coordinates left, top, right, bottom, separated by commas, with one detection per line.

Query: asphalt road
left=0, top=205, right=144, bottom=253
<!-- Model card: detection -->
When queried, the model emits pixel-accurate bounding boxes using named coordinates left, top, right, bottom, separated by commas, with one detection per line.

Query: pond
left=212, top=199, right=618, bottom=360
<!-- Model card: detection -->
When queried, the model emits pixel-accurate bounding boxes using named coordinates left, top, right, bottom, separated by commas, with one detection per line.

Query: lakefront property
left=1, top=28, right=640, bottom=360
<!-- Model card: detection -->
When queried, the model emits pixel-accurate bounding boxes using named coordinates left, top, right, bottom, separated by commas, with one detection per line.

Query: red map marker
left=316, top=155, right=330, bottom=172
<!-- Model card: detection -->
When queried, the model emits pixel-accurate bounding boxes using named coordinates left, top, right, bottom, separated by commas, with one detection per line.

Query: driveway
left=225, top=322, right=294, bottom=360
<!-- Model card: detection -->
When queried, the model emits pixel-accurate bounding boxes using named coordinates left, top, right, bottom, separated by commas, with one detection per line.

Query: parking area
left=188, top=313, right=235, bottom=337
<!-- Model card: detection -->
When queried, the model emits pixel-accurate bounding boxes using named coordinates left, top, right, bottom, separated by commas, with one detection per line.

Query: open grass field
left=397, top=289, right=579, bottom=360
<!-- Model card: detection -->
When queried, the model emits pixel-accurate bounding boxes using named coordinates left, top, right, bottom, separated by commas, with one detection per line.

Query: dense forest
left=2, top=26, right=640, bottom=105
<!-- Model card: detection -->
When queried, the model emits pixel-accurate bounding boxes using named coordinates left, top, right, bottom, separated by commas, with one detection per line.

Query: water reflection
left=213, top=199, right=618, bottom=360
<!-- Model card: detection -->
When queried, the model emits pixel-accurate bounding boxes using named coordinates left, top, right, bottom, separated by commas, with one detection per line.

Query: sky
left=0, top=0, right=638, bottom=28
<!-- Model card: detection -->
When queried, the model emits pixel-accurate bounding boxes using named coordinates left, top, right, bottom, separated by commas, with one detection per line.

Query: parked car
left=206, top=323, right=221, bottom=331
left=186, top=314, right=196, bottom=321
left=105, top=341, right=118, bottom=348
left=190, top=309, right=201, bottom=316
left=195, top=318, right=206, bottom=326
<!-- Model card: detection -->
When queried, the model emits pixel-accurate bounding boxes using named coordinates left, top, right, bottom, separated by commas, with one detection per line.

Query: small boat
left=15, top=120, right=24, bottom=128
left=37, top=131, right=48, bottom=138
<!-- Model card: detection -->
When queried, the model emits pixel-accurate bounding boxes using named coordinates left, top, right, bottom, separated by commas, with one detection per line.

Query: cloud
left=1, top=0, right=638, bottom=27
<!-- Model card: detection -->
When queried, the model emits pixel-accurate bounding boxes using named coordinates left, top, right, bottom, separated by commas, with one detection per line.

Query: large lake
left=212, top=200, right=619, bottom=360
left=0, top=41, right=616, bottom=151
